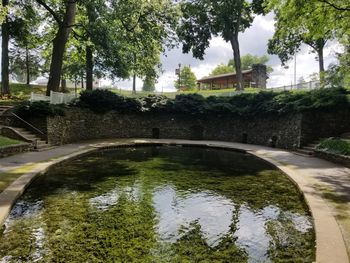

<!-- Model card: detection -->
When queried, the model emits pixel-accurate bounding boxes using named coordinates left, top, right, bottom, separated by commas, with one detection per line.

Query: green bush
left=77, top=89, right=142, bottom=114
left=138, top=95, right=170, bottom=112
left=317, top=138, right=350, bottom=156
left=14, top=101, right=65, bottom=117
left=171, top=93, right=207, bottom=115
left=75, top=87, right=350, bottom=116
left=78, top=89, right=124, bottom=114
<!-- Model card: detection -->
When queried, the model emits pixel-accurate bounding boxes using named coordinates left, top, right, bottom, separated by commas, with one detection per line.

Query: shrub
left=78, top=89, right=124, bottom=114
left=75, top=87, right=350, bottom=116
left=14, top=101, right=65, bottom=118
left=138, top=95, right=170, bottom=112
left=171, top=93, right=207, bottom=115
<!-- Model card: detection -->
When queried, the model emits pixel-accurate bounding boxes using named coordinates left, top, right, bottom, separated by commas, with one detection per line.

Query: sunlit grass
left=0, top=136, right=23, bottom=147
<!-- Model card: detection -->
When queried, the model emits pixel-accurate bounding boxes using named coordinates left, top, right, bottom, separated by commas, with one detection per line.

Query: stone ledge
left=315, top=149, right=350, bottom=168
left=0, top=143, right=32, bottom=158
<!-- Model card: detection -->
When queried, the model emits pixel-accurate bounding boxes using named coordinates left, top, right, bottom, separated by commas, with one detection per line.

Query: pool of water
left=0, top=146, right=315, bottom=262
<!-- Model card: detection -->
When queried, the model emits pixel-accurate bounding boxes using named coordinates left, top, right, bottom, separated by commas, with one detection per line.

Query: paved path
left=0, top=139, right=349, bottom=263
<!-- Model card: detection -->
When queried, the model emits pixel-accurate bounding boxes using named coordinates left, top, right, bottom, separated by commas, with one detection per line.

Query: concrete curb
left=0, top=139, right=348, bottom=263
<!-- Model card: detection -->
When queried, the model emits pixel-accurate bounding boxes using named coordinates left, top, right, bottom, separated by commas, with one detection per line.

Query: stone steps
left=0, top=105, right=13, bottom=116
left=10, top=127, right=53, bottom=151
left=295, top=148, right=314, bottom=156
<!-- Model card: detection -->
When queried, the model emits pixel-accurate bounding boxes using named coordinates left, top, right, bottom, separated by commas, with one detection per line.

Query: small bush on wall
left=14, top=101, right=65, bottom=117
left=76, top=89, right=142, bottom=114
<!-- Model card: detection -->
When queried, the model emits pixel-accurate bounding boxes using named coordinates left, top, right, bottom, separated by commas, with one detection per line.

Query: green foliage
left=0, top=136, right=22, bottom=147
left=0, top=3, right=8, bottom=24
left=210, top=54, right=273, bottom=77
left=178, top=0, right=255, bottom=90
left=77, top=87, right=350, bottom=116
left=228, top=54, right=273, bottom=73
left=142, top=75, right=156, bottom=92
left=78, top=89, right=141, bottom=114
left=138, top=95, right=169, bottom=112
left=174, top=66, right=197, bottom=91
left=171, top=93, right=207, bottom=114
left=317, top=138, right=350, bottom=156
left=14, top=101, right=65, bottom=117
left=210, top=64, right=234, bottom=76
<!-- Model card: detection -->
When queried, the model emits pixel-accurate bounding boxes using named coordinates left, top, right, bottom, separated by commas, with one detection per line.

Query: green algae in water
left=0, top=146, right=315, bottom=262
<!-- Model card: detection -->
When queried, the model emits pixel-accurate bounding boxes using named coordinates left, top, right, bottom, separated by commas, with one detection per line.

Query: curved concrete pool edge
left=0, top=139, right=348, bottom=263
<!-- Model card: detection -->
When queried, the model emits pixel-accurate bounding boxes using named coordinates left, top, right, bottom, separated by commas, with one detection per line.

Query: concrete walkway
left=0, top=139, right=349, bottom=263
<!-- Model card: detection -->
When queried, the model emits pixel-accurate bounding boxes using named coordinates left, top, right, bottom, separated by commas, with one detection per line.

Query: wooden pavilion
left=197, top=64, right=267, bottom=90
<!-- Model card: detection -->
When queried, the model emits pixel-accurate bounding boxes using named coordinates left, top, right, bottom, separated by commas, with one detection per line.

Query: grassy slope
left=1, top=83, right=349, bottom=104
left=0, top=136, right=23, bottom=147
left=0, top=83, right=261, bottom=104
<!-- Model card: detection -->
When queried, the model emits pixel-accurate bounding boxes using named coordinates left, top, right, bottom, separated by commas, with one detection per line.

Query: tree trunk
left=1, top=0, right=10, bottom=95
left=318, top=49, right=325, bottom=73
left=132, top=74, right=136, bottom=94
left=86, top=45, right=93, bottom=90
left=230, top=35, right=244, bottom=91
left=81, top=75, right=84, bottom=89
left=61, top=78, right=67, bottom=91
left=46, top=1, right=76, bottom=96
left=25, top=45, right=30, bottom=85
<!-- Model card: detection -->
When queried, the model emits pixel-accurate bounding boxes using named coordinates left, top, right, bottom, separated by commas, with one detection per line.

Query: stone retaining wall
left=301, top=110, right=350, bottom=145
left=45, top=108, right=350, bottom=149
left=315, top=150, right=350, bottom=168
left=0, top=143, right=31, bottom=158
left=47, top=108, right=302, bottom=149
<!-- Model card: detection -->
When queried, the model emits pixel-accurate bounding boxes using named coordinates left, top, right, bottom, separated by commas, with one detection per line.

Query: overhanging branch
left=318, top=0, right=350, bottom=11
left=35, top=0, right=62, bottom=25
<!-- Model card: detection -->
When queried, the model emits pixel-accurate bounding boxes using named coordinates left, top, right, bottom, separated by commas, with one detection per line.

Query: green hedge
left=75, top=87, right=350, bottom=116
left=15, top=87, right=350, bottom=117
left=14, top=101, right=65, bottom=117
left=76, top=90, right=141, bottom=114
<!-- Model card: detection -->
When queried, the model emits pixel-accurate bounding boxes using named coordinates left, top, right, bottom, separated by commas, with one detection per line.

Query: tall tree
left=9, top=3, right=42, bottom=85
left=178, top=0, right=254, bottom=90
left=1, top=0, right=10, bottom=95
left=174, top=66, right=197, bottom=91
left=142, top=74, right=156, bottom=92
left=265, top=0, right=349, bottom=85
left=35, top=0, right=77, bottom=95
left=267, top=14, right=330, bottom=75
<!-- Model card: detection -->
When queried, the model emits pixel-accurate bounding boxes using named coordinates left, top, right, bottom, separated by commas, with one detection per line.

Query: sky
left=112, top=13, right=341, bottom=92
left=0, top=12, right=341, bottom=92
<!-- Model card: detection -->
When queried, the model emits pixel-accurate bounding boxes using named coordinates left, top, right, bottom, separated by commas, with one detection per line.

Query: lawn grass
left=0, top=136, right=23, bottom=147
left=317, top=138, right=350, bottom=156
left=0, top=83, right=47, bottom=105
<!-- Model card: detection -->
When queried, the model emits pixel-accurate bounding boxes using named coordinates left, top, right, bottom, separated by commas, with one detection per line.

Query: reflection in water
left=153, top=186, right=235, bottom=245
left=0, top=147, right=315, bottom=262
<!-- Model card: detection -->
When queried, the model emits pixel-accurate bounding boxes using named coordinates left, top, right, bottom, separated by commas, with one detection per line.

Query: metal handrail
left=11, top=112, right=45, bottom=135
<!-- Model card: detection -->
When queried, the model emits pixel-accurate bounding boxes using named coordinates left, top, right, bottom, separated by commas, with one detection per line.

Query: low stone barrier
left=0, top=143, right=32, bottom=158
left=315, top=150, right=350, bottom=168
